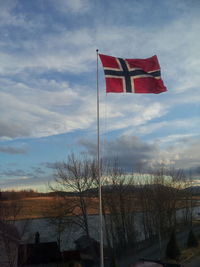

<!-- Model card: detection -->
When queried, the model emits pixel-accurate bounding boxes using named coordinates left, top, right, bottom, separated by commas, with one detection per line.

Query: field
left=2, top=193, right=200, bottom=220
left=1, top=195, right=99, bottom=220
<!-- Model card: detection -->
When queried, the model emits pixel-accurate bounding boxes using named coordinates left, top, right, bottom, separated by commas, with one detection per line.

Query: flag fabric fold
left=99, top=54, right=167, bottom=94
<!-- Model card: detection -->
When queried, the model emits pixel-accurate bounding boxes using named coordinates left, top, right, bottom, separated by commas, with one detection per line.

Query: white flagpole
left=96, top=49, right=104, bottom=267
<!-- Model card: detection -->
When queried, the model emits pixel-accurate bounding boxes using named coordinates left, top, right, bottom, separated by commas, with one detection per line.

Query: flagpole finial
left=96, top=49, right=99, bottom=53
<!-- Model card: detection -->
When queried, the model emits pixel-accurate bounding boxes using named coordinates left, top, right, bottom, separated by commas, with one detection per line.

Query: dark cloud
left=0, top=146, right=27, bottom=154
left=32, top=167, right=46, bottom=175
left=185, top=166, right=200, bottom=176
left=42, top=162, right=64, bottom=169
left=79, top=135, right=159, bottom=172
left=0, top=174, right=54, bottom=188
left=0, top=166, right=46, bottom=180
left=0, top=169, right=32, bottom=177
left=195, top=167, right=200, bottom=174
left=0, top=121, right=31, bottom=139
left=0, top=166, right=53, bottom=190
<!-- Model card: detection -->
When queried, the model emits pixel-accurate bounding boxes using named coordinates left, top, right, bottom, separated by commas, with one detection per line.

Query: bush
left=68, top=262, right=81, bottom=267
left=166, top=230, right=181, bottom=260
left=110, top=256, right=119, bottom=267
left=187, top=229, right=198, bottom=248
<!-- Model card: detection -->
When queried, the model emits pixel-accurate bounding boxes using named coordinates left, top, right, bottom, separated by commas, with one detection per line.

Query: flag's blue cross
left=104, top=58, right=160, bottom=92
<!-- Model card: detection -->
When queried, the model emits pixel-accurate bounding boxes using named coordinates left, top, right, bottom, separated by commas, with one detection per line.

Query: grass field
left=1, top=196, right=99, bottom=220
left=2, top=194, right=200, bottom=220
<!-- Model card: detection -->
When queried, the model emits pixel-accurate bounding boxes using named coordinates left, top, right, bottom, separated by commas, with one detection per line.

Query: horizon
left=1, top=172, right=200, bottom=193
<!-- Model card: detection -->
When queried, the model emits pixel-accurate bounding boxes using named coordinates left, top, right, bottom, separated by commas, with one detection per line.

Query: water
left=15, top=215, right=100, bottom=251
left=15, top=206, right=200, bottom=251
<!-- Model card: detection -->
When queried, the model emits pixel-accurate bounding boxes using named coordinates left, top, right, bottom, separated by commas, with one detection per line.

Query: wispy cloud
left=0, top=166, right=51, bottom=191
left=0, top=4, right=199, bottom=141
left=50, top=0, right=91, bottom=14
left=0, top=74, right=169, bottom=140
left=125, top=118, right=200, bottom=138
left=0, top=78, right=98, bottom=139
left=0, top=146, right=27, bottom=154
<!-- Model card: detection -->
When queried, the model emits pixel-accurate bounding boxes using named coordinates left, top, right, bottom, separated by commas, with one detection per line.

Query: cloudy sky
left=0, top=0, right=200, bottom=191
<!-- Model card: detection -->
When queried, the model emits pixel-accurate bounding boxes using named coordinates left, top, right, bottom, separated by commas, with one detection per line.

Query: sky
left=0, top=0, right=200, bottom=191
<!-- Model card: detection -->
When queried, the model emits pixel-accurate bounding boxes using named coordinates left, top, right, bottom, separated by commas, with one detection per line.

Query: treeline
left=0, top=189, right=81, bottom=201
left=100, top=169, right=195, bottom=254
left=47, top=154, right=196, bottom=256
left=0, top=189, right=42, bottom=200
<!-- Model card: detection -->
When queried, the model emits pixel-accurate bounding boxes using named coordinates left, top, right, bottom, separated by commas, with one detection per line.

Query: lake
left=15, top=205, right=200, bottom=251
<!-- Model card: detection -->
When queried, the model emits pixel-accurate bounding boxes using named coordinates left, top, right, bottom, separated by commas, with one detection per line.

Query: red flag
left=99, top=54, right=167, bottom=94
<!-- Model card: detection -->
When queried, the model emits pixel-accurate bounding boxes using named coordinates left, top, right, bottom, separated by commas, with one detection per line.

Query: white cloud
left=0, top=0, right=199, bottom=143
left=0, top=74, right=170, bottom=140
left=0, top=78, right=98, bottom=139
left=166, top=138, right=200, bottom=170
left=50, top=0, right=91, bottom=14
left=0, top=0, right=20, bottom=26
left=126, top=118, right=200, bottom=137
left=0, top=5, right=199, bottom=89
left=96, top=15, right=200, bottom=96
left=0, top=0, right=43, bottom=29
left=0, top=28, right=95, bottom=75
left=100, top=97, right=168, bottom=133
left=156, top=134, right=199, bottom=146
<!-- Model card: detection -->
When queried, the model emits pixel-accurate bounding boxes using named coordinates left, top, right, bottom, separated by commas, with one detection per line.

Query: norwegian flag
left=99, top=54, right=167, bottom=94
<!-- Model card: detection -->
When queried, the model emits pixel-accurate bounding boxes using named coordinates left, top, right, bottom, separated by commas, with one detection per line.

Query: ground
left=184, top=254, right=200, bottom=267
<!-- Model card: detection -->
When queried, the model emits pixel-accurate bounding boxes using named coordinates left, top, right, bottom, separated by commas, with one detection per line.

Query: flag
left=99, top=54, right=167, bottom=94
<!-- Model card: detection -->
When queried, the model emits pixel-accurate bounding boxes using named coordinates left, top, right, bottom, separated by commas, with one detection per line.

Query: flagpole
left=96, top=49, right=104, bottom=267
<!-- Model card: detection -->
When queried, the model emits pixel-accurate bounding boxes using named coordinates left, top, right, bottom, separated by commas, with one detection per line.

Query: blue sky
left=0, top=0, right=200, bottom=191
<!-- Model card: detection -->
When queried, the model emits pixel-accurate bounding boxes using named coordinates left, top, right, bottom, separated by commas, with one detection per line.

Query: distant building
left=18, top=241, right=61, bottom=266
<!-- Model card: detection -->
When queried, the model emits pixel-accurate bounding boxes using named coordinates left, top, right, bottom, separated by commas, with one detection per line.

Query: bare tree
left=42, top=194, right=74, bottom=250
left=179, top=172, right=194, bottom=227
left=52, top=154, right=97, bottom=239
left=0, top=192, right=30, bottom=267
left=101, top=162, right=138, bottom=253
left=136, top=167, right=194, bottom=258
left=0, top=220, right=20, bottom=267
